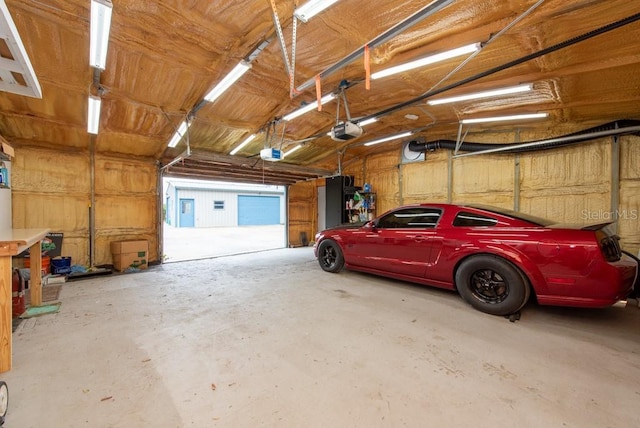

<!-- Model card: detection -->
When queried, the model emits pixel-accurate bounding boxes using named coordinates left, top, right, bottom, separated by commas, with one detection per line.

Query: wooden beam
left=162, top=150, right=330, bottom=185
left=29, top=241, right=43, bottom=307
left=165, top=171, right=296, bottom=186
left=0, top=251, right=10, bottom=372
left=174, top=160, right=319, bottom=179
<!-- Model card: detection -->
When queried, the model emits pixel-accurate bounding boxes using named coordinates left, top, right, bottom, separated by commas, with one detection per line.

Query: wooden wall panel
left=95, top=156, right=158, bottom=266
left=10, top=146, right=159, bottom=267
left=94, top=196, right=156, bottom=230
left=288, top=180, right=317, bottom=247
left=12, top=194, right=89, bottom=231
left=520, top=140, right=611, bottom=223
left=618, top=182, right=640, bottom=254
left=452, top=154, right=514, bottom=209
left=95, top=158, right=157, bottom=193
left=10, top=147, right=90, bottom=193
left=619, top=135, right=640, bottom=254
left=365, top=151, right=400, bottom=214
left=12, top=194, right=90, bottom=266
left=11, top=147, right=91, bottom=265
left=342, top=159, right=364, bottom=187
left=402, top=151, right=448, bottom=205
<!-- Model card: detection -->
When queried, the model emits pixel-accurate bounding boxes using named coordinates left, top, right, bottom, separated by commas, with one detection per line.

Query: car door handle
left=406, top=235, right=425, bottom=242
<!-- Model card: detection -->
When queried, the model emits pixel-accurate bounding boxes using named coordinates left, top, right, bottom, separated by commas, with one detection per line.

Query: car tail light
left=597, top=232, right=622, bottom=262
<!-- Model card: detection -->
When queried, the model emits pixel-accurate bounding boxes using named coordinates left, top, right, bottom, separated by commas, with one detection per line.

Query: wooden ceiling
left=1, top=0, right=639, bottom=185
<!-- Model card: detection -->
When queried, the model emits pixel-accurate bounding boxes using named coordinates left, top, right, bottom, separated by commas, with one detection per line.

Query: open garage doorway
left=162, top=177, right=286, bottom=262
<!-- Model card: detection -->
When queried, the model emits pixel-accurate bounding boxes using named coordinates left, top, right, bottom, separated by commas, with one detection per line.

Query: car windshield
left=466, top=204, right=555, bottom=226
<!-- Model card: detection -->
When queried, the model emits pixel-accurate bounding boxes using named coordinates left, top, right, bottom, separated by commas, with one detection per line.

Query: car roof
left=392, top=203, right=555, bottom=227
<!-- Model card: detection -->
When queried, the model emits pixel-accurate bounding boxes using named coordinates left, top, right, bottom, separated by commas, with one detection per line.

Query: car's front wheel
left=317, top=239, right=345, bottom=273
left=455, top=255, right=530, bottom=316
left=0, top=380, right=8, bottom=425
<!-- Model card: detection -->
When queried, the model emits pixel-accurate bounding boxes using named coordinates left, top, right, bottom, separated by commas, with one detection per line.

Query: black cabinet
left=325, top=176, right=351, bottom=228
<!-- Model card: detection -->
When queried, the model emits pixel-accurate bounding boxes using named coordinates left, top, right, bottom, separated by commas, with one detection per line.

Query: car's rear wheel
left=317, top=239, right=345, bottom=273
left=455, top=255, right=530, bottom=316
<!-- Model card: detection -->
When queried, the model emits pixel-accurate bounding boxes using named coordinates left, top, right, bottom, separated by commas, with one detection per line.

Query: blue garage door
left=238, top=195, right=280, bottom=225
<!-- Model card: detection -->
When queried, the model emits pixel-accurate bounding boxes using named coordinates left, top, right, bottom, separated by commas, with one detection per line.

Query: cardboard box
left=1, top=138, right=15, bottom=159
left=111, top=239, right=148, bottom=271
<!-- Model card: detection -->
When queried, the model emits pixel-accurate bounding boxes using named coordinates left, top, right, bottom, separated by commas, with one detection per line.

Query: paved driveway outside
left=163, top=223, right=286, bottom=262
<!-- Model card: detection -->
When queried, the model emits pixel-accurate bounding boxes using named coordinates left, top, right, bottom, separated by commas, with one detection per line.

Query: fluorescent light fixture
left=359, top=117, right=378, bottom=127
left=87, top=95, right=102, bottom=134
left=364, top=131, right=413, bottom=147
left=90, top=0, right=113, bottom=70
left=371, top=43, right=480, bottom=80
left=282, top=93, right=336, bottom=121
left=428, top=84, right=533, bottom=105
left=294, top=0, right=339, bottom=22
left=230, top=134, right=256, bottom=155
left=204, top=61, right=251, bottom=103
left=460, top=112, right=548, bottom=124
left=168, top=120, right=191, bottom=148
left=283, top=145, right=302, bottom=158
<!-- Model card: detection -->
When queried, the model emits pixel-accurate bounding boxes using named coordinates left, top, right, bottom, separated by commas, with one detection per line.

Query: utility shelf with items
left=325, top=176, right=377, bottom=228
left=345, top=191, right=376, bottom=223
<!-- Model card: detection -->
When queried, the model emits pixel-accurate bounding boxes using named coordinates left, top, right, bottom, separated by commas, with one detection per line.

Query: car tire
left=0, top=380, right=8, bottom=424
left=455, top=255, right=530, bottom=316
left=317, top=239, right=345, bottom=273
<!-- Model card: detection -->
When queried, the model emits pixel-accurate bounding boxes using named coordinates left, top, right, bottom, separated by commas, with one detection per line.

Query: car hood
left=324, top=221, right=368, bottom=231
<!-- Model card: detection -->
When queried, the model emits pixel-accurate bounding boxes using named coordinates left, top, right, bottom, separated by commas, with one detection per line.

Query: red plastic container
left=12, top=268, right=24, bottom=318
left=24, top=255, right=51, bottom=275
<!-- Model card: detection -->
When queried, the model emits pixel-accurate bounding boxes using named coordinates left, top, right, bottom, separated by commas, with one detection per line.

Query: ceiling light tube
left=204, top=61, right=251, bottom=103
left=460, top=112, right=548, bottom=124
left=358, top=117, right=378, bottom=126
left=283, top=145, right=302, bottom=158
left=364, top=131, right=413, bottom=147
left=371, top=43, right=481, bottom=80
left=230, top=133, right=256, bottom=155
left=168, top=120, right=191, bottom=148
left=90, top=0, right=113, bottom=70
left=87, top=95, right=102, bottom=134
left=428, top=84, right=533, bottom=105
left=283, top=93, right=336, bottom=121
left=294, top=0, right=339, bottom=22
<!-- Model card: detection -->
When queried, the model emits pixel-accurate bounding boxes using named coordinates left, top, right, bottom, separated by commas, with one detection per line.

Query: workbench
left=0, top=228, right=49, bottom=372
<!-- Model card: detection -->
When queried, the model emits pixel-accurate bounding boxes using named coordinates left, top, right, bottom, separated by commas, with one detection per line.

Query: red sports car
left=314, top=204, right=638, bottom=316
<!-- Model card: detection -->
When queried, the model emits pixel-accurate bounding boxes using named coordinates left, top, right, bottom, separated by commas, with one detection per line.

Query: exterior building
left=165, top=178, right=286, bottom=228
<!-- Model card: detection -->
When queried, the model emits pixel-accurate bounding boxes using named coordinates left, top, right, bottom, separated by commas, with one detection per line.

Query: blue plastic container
left=51, top=256, right=72, bottom=275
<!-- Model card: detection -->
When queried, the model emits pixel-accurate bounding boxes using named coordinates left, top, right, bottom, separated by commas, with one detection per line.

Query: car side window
left=377, top=208, right=442, bottom=229
left=453, top=211, right=498, bottom=227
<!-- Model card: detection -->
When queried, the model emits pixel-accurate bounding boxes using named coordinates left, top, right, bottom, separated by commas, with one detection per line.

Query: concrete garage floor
left=163, top=223, right=286, bottom=262
left=4, top=248, right=640, bottom=427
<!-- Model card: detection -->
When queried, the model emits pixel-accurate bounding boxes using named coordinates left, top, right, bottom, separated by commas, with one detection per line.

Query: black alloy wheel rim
left=322, top=246, right=337, bottom=268
left=470, top=269, right=509, bottom=304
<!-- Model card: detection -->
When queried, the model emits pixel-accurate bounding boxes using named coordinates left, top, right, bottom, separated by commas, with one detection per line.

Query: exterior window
left=213, top=200, right=225, bottom=210
left=376, top=208, right=442, bottom=229
left=453, top=211, right=498, bottom=227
